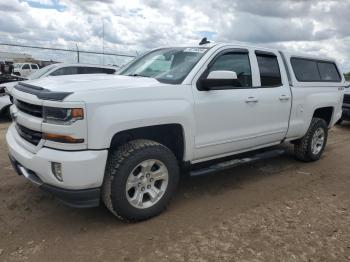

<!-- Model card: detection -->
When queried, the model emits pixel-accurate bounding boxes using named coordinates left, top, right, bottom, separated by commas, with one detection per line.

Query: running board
left=189, top=149, right=286, bottom=177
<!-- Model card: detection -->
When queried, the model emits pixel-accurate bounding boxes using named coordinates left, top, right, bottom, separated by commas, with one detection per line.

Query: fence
left=0, top=42, right=136, bottom=68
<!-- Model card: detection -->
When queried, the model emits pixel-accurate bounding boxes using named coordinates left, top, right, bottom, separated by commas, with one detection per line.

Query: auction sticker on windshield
left=184, top=48, right=207, bottom=53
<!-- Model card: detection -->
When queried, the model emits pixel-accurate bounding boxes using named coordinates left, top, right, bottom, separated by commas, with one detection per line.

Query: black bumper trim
left=8, top=154, right=101, bottom=208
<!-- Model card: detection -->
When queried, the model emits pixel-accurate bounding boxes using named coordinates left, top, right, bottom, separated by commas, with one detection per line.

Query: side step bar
left=190, top=149, right=286, bottom=177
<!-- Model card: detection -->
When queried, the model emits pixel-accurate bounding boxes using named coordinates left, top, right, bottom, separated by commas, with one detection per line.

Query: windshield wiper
left=127, top=73, right=149, bottom=78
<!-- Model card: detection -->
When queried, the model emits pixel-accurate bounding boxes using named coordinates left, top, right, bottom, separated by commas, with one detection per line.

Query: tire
left=4, top=106, right=11, bottom=120
left=102, top=139, right=179, bottom=222
left=294, top=118, right=328, bottom=162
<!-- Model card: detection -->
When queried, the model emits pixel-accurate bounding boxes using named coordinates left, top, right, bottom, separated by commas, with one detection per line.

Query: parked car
left=0, top=63, right=119, bottom=117
left=338, top=82, right=350, bottom=123
left=6, top=42, right=345, bottom=221
left=13, top=63, right=39, bottom=77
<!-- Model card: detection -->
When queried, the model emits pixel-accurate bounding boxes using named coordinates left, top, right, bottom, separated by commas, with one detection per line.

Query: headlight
left=43, top=107, right=84, bottom=125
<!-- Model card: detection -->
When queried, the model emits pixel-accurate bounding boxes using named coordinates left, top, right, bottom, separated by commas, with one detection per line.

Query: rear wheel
left=294, top=118, right=328, bottom=162
left=102, top=139, right=179, bottom=222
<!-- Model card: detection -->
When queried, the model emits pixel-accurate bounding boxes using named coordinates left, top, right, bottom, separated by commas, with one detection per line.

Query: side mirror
left=207, top=70, right=237, bottom=80
left=198, top=70, right=238, bottom=91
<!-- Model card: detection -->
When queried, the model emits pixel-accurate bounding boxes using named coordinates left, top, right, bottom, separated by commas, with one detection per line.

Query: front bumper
left=0, top=95, right=11, bottom=114
left=9, top=155, right=100, bottom=208
left=6, top=124, right=108, bottom=207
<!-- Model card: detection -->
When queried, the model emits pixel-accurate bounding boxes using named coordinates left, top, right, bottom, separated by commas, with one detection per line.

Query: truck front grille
left=15, top=124, right=42, bottom=146
left=15, top=99, right=43, bottom=118
left=344, top=94, right=350, bottom=105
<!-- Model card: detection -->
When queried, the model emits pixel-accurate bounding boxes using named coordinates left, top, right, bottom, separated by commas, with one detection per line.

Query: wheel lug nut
left=141, top=187, right=145, bottom=191
left=140, top=176, right=144, bottom=180
left=147, top=185, right=151, bottom=189
left=138, top=183, right=141, bottom=187
left=150, top=178, right=154, bottom=182
left=146, top=173, right=150, bottom=178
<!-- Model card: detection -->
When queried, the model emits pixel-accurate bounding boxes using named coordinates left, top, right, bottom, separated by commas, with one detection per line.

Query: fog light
left=51, top=162, right=63, bottom=182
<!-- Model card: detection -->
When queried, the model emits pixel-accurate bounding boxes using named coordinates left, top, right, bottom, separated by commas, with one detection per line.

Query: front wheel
left=102, top=139, right=179, bottom=222
left=294, top=118, right=328, bottom=162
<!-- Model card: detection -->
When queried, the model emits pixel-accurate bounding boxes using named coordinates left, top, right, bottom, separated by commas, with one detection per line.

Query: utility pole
left=76, top=43, right=80, bottom=63
left=102, top=20, right=105, bottom=64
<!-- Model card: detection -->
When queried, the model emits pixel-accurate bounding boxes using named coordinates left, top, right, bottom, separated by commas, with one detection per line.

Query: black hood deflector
left=14, top=83, right=73, bottom=101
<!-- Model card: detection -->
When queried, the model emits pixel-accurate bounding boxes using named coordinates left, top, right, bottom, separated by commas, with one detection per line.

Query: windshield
left=14, top=64, right=22, bottom=69
left=119, top=47, right=208, bottom=84
left=27, top=64, right=59, bottom=80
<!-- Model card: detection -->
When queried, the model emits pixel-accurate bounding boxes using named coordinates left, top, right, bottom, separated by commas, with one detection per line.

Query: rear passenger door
left=250, top=50, right=292, bottom=145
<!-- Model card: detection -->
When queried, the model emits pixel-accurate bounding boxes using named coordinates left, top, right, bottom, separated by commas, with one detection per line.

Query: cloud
left=0, top=0, right=349, bottom=72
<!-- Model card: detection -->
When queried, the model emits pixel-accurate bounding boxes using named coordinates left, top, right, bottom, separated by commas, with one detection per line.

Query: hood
left=21, top=74, right=163, bottom=93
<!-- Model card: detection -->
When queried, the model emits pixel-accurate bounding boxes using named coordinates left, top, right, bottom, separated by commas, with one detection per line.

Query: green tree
left=345, top=72, right=350, bottom=81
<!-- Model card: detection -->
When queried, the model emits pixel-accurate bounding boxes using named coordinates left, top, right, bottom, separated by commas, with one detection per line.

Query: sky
left=0, top=0, right=350, bottom=72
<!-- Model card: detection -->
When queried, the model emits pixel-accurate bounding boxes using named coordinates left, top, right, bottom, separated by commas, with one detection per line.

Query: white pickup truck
left=6, top=42, right=345, bottom=221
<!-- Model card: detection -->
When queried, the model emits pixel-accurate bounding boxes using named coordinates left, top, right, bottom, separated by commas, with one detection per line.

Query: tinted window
left=209, top=53, right=252, bottom=87
left=318, top=62, right=341, bottom=81
left=291, top=58, right=341, bottom=82
left=78, top=67, right=116, bottom=74
left=291, top=58, right=321, bottom=82
left=256, top=54, right=282, bottom=86
left=31, top=64, right=38, bottom=69
left=22, top=64, right=30, bottom=70
left=50, top=67, right=79, bottom=76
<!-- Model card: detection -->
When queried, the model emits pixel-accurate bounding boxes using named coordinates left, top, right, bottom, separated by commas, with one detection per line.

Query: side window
left=31, top=64, right=38, bottom=69
left=78, top=67, right=115, bottom=74
left=317, top=62, right=341, bottom=82
left=50, top=67, right=78, bottom=76
left=291, top=58, right=341, bottom=82
left=256, top=53, right=282, bottom=86
left=291, top=58, right=320, bottom=82
left=208, top=52, right=252, bottom=87
left=22, top=64, right=30, bottom=70
left=101, top=68, right=116, bottom=74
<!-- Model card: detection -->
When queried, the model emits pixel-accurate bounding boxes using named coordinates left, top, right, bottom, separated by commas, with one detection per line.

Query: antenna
left=199, top=37, right=210, bottom=45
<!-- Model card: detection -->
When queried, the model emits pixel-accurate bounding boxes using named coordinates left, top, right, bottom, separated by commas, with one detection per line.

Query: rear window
left=256, top=53, right=282, bottom=86
left=291, top=58, right=341, bottom=82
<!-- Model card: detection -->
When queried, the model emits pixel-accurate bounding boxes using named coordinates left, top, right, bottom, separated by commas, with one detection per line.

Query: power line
left=0, top=42, right=135, bottom=58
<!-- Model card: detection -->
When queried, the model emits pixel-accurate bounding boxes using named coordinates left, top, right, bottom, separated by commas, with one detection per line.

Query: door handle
left=245, top=97, right=258, bottom=103
left=279, top=95, right=290, bottom=101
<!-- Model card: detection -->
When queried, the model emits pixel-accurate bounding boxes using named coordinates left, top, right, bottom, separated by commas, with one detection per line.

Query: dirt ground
left=0, top=118, right=349, bottom=262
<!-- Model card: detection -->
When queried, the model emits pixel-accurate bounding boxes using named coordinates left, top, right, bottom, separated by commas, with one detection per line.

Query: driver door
left=192, top=48, right=262, bottom=160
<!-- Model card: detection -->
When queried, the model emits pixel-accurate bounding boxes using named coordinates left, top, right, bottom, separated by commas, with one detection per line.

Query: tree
left=345, top=72, right=350, bottom=81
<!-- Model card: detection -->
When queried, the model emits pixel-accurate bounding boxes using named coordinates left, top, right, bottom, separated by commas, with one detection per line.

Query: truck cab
left=13, top=63, right=39, bottom=77
left=5, top=42, right=345, bottom=221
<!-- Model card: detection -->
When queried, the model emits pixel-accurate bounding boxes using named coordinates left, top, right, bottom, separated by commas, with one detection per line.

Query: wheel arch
left=312, top=106, right=334, bottom=127
left=109, top=124, right=186, bottom=162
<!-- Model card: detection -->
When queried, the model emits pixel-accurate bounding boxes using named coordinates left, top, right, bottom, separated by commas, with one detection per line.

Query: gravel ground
left=0, top=119, right=349, bottom=262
